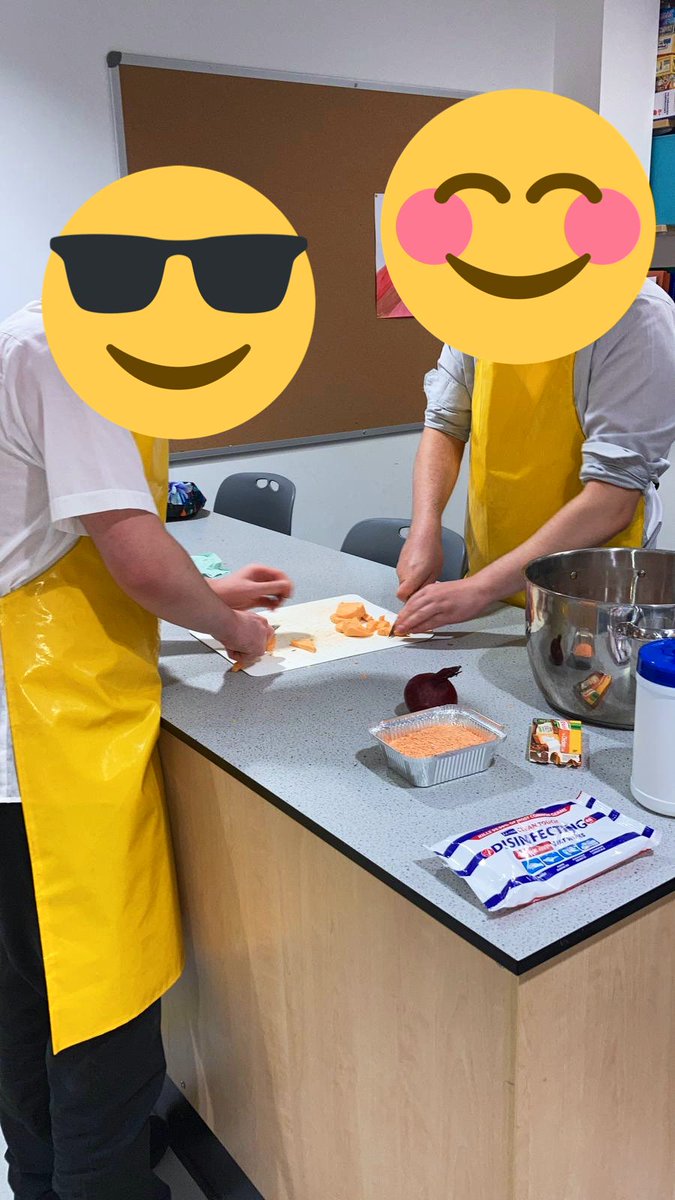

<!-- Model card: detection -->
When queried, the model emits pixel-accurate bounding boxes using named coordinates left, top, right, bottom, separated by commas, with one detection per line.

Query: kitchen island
left=160, top=514, right=675, bottom=1200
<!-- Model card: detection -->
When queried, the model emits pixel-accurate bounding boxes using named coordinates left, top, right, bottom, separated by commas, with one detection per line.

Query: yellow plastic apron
left=0, top=436, right=183, bottom=1054
left=465, top=357, right=645, bottom=607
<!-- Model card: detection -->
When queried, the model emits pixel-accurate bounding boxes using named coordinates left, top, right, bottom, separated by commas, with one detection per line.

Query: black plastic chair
left=212, top=472, right=296, bottom=535
left=341, top=517, right=467, bottom=581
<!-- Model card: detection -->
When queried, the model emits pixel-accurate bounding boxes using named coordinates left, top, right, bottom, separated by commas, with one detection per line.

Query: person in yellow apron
left=0, top=302, right=292, bottom=1199
left=395, top=279, right=675, bottom=633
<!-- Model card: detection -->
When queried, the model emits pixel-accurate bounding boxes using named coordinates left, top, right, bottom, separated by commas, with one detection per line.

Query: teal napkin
left=191, top=553, right=231, bottom=579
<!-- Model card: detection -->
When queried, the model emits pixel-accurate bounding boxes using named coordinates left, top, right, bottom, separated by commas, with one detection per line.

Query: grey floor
left=0, top=1127, right=206, bottom=1199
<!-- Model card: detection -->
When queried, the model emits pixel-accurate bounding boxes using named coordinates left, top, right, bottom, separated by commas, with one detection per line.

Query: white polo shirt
left=0, top=301, right=158, bottom=801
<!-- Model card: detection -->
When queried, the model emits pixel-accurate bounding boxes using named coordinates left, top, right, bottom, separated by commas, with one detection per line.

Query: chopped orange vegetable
left=338, top=617, right=377, bottom=637
left=231, top=661, right=243, bottom=672
left=332, top=601, right=366, bottom=622
left=290, top=635, right=317, bottom=653
left=330, top=601, right=391, bottom=639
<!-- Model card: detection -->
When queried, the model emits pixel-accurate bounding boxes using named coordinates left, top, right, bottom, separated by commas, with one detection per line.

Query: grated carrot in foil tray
left=384, top=724, right=492, bottom=759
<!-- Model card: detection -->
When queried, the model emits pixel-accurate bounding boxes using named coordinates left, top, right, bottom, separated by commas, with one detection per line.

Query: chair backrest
left=341, top=517, right=467, bottom=582
left=213, top=472, right=296, bottom=536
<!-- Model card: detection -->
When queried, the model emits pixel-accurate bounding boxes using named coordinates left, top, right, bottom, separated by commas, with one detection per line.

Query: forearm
left=126, top=535, right=237, bottom=637
left=474, top=481, right=641, bottom=604
left=410, top=429, right=464, bottom=532
left=82, top=511, right=238, bottom=639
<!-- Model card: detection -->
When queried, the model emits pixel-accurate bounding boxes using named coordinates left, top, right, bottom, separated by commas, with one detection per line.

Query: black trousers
left=0, top=804, right=169, bottom=1200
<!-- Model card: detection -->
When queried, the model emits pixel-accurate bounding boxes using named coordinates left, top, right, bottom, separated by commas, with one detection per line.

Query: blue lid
left=637, top=641, right=675, bottom=688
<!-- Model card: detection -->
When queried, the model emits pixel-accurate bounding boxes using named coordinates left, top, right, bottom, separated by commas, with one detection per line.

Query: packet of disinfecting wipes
left=427, top=792, right=660, bottom=912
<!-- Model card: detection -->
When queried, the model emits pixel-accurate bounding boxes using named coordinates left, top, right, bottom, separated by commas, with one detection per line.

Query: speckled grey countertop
left=160, top=513, right=675, bottom=973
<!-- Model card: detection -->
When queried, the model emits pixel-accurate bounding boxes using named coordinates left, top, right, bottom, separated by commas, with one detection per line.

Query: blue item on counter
left=637, top=641, right=675, bottom=688
left=190, top=553, right=231, bottom=579
left=167, top=481, right=207, bottom=521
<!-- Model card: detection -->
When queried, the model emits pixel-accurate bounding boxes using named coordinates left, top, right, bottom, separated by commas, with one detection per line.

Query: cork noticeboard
left=112, top=56, right=462, bottom=454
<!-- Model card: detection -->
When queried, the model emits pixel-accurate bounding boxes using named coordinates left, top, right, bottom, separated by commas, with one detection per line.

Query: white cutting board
left=191, top=594, right=428, bottom=676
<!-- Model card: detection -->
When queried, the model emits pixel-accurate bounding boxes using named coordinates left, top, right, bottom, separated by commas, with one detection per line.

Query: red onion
left=404, top=666, right=462, bottom=713
left=550, top=635, right=564, bottom=667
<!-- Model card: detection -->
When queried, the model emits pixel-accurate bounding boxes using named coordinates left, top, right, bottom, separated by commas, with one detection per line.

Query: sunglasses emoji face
left=381, top=90, right=655, bottom=363
left=43, top=167, right=315, bottom=439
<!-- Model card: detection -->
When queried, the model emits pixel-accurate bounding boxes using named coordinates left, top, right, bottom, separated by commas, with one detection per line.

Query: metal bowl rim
left=525, top=547, right=675, bottom=604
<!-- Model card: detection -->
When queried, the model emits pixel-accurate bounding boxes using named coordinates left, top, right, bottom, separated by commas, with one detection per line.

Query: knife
left=389, top=623, right=454, bottom=641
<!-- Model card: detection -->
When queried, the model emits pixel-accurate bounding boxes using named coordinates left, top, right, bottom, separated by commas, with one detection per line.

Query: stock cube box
left=654, top=88, right=675, bottom=118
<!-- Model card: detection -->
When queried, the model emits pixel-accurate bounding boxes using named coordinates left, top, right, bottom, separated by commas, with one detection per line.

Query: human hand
left=396, top=528, right=444, bottom=601
left=217, top=609, right=275, bottom=667
left=395, top=577, right=489, bottom=635
left=208, top=564, right=293, bottom=611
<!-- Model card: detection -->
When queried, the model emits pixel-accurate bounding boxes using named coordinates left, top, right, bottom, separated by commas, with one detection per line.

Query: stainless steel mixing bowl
left=525, top=548, right=675, bottom=729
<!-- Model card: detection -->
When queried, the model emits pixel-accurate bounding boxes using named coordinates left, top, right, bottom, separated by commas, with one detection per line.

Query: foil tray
left=370, top=705, right=506, bottom=787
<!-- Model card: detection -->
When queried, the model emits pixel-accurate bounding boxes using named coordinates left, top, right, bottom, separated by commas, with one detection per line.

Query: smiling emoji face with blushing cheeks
left=42, top=166, right=315, bottom=439
left=381, top=90, right=655, bottom=363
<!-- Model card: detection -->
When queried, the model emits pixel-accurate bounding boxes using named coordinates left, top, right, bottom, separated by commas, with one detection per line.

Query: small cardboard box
left=657, top=54, right=675, bottom=77
left=654, top=88, right=675, bottom=118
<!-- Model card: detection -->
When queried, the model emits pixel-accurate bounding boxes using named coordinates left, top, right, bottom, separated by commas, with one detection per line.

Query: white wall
left=600, top=0, right=661, bottom=173
left=552, top=0, right=658, bottom=174
left=175, top=437, right=471, bottom=549
left=2, top=0, right=671, bottom=552
left=553, top=0, right=605, bottom=114
left=0, top=0, right=556, bottom=321
left=0, top=0, right=554, bottom=553
left=550, top=0, right=675, bottom=549
left=552, top=0, right=660, bottom=174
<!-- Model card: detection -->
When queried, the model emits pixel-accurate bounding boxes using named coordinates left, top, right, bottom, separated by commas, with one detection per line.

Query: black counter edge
left=157, top=1077, right=263, bottom=1199
left=160, top=718, right=675, bottom=977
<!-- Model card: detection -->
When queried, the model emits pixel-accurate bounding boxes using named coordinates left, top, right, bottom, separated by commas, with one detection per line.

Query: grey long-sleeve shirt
left=423, top=279, right=675, bottom=544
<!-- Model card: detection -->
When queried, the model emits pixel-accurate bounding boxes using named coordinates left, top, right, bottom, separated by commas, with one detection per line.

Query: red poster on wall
left=374, top=193, right=412, bottom=318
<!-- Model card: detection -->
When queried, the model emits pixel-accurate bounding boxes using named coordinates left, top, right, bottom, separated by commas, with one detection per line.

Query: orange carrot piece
left=290, top=635, right=317, bottom=652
